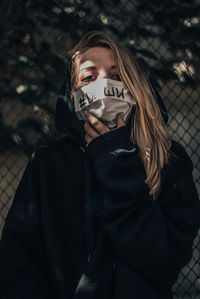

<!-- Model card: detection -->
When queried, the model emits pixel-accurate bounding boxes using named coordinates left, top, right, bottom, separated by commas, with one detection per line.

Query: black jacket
left=0, top=79, right=200, bottom=299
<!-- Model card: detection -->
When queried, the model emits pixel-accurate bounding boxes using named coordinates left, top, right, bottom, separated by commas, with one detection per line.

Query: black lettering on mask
left=87, top=92, right=94, bottom=104
left=104, top=87, right=124, bottom=99
left=104, top=86, right=115, bottom=97
left=79, top=92, right=94, bottom=108
left=79, top=95, right=87, bottom=108
left=116, top=87, right=124, bottom=99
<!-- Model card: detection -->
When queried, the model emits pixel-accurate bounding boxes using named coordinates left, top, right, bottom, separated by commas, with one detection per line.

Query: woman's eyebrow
left=80, top=66, right=97, bottom=72
left=80, top=65, right=117, bottom=72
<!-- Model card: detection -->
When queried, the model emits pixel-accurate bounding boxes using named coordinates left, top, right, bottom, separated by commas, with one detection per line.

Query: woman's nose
left=98, top=70, right=109, bottom=79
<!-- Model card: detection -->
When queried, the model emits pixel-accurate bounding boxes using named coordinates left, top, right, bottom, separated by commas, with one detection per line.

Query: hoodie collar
left=55, top=78, right=168, bottom=148
left=55, top=79, right=87, bottom=149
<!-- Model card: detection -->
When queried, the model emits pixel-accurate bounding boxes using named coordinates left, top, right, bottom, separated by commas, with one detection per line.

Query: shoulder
left=160, top=140, right=194, bottom=191
left=158, top=140, right=199, bottom=204
left=168, top=140, right=193, bottom=172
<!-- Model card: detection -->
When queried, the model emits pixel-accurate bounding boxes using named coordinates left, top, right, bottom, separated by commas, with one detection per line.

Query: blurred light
left=186, top=49, right=193, bottom=59
left=52, top=7, right=62, bottom=14
left=184, top=17, right=199, bottom=27
left=43, top=124, right=50, bottom=134
left=33, top=105, right=40, bottom=112
left=19, top=56, right=28, bottom=62
left=16, top=85, right=27, bottom=94
left=64, top=6, right=75, bottom=14
left=173, top=61, right=195, bottom=82
left=100, top=13, right=108, bottom=25
left=24, top=33, right=30, bottom=43
left=79, top=11, right=85, bottom=17
left=44, top=116, right=50, bottom=123
left=12, top=134, right=22, bottom=144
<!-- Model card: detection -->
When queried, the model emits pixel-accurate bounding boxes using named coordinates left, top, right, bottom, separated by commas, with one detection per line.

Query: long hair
left=67, top=31, right=172, bottom=199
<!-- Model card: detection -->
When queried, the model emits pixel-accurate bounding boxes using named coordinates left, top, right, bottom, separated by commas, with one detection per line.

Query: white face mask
left=72, top=78, right=136, bottom=129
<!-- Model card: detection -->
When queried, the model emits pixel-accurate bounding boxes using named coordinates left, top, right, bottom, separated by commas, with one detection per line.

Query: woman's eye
left=111, top=73, right=121, bottom=80
left=81, top=75, right=95, bottom=82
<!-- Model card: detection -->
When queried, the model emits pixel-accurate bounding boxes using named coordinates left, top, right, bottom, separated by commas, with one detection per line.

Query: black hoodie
left=0, top=77, right=200, bottom=299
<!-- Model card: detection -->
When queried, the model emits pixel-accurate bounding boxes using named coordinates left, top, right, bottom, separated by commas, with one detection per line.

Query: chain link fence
left=0, top=0, right=199, bottom=298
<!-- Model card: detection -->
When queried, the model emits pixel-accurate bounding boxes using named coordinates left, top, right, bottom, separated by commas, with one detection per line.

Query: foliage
left=0, top=0, right=199, bottom=155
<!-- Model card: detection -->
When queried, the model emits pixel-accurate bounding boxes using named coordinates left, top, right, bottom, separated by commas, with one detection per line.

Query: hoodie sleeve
left=85, top=126, right=200, bottom=288
left=0, top=150, right=53, bottom=299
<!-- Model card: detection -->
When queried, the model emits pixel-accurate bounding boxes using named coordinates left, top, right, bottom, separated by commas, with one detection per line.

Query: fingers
left=84, top=111, right=110, bottom=135
left=83, top=111, right=126, bottom=146
left=117, top=112, right=126, bottom=128
left=84, top=121, right=99, bottom=139
left=83, top=111, right=110, bottom=145
left=85, top=132, right=93, bottom=145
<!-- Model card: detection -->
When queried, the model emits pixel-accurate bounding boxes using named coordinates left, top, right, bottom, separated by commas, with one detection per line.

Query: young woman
left=0, top=31, right=200, bottom=299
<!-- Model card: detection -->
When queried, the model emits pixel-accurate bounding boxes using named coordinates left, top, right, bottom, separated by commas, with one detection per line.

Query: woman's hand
left=84, top=111, right=125, bottom=146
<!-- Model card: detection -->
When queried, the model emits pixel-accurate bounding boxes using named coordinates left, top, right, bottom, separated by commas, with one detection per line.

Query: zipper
left=81, top=141, right=95, bottom=265
left=80, top=141, right=88, bottom=152
left=87, top=252, right=92, bottom=263
left=87, top=246, right=95, bottom=263
left=80, top=146, right=85, bottom=152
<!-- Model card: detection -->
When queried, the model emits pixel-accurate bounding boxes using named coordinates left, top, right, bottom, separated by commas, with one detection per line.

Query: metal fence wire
left=0, top=0, right=200, bottom=298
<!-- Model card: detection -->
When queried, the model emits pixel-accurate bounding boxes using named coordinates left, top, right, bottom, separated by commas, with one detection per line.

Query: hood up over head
left=55, top=69, right=169, bottom=149
left=54, top=68, right=170, bottom=298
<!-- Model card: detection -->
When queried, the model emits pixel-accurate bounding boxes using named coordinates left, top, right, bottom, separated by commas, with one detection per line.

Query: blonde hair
left=67, top=31, right=172, bottom=199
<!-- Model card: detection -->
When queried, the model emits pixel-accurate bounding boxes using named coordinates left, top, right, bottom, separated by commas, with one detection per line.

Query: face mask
left=72, top=78, right=136, bottom=129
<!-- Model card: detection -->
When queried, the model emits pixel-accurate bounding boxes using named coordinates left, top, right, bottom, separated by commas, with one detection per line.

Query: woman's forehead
left=79, top=47, right=115, bottom=70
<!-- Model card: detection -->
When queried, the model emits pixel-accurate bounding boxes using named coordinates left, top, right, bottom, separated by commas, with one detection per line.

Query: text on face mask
left=79, top=86, right=125, bottom=109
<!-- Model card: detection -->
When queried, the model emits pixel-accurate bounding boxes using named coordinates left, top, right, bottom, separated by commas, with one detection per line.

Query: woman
left=0, top=31, right=200, bottom=299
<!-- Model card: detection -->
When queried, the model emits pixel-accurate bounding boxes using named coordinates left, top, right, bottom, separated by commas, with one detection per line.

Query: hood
left=55, top=74, right=168, bottom=148
left=55, top=74, right=87, bottom=148
left=54, top=73, right=169, bottom=296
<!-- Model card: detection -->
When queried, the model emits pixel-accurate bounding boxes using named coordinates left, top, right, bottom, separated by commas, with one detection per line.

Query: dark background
left=0, top=0, right=200, bottom=298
